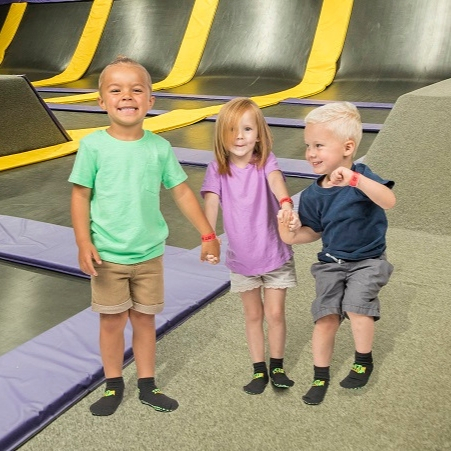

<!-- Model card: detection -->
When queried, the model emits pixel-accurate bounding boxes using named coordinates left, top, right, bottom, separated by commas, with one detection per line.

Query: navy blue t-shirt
left=298, top=163, right=394, bottom=262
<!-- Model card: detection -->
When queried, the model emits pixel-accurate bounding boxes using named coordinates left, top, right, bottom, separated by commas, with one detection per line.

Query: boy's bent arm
left=171, top=182, right=220, bottom=262
left=278, top=217, right=321, bottom=245
left=329, top=167, right=396, bottom=210
left=71, top=184, right=101, bottom=276
left=353, top=174, right=396, bottom=210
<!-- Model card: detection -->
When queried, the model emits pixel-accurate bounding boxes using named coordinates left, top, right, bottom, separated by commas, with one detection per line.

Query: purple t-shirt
left=201, top=152, right=293, bottom=276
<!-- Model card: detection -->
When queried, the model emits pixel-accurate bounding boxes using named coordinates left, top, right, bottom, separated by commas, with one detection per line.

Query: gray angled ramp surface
left=364, top=78, right=451, bottom=236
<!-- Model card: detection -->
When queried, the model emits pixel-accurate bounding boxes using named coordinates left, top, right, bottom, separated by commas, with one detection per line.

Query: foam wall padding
left=0, top=75, right=69, bottom=157
left=364, top=78, right=451, bottom=236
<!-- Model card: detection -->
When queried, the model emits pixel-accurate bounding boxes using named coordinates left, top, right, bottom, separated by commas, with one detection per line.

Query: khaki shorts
left=91, top=256, right=164, bottom=315
left=230, top=257, right=297, bottom=293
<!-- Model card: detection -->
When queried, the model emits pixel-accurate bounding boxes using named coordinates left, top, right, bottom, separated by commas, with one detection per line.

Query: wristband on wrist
left=279, top=196, right=293, bottom=207
left=349, top=171, right=360, bottom=187
left=201, top=232, right=216, bottom=242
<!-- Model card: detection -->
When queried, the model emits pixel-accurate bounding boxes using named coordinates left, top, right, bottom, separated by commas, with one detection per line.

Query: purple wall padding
left=0, top=216, right=230, bottom=451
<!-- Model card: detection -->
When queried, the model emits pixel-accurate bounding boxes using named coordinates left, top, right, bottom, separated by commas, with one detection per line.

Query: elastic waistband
left=320, top=252, right=383, bottom=265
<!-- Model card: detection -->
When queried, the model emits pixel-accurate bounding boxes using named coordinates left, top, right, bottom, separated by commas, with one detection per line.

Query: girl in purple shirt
left=201, top=98, right=298, bottom=395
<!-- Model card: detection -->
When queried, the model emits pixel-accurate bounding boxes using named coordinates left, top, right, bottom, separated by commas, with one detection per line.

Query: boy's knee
left=100, top=311, right=129, bottom=330
left=315, top=314, right=340, bottom=331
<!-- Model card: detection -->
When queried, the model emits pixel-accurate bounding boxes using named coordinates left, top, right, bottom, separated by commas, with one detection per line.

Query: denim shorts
left=230, top=257, right=297, bottom=293
left=310, top=254, right=393, bottom=322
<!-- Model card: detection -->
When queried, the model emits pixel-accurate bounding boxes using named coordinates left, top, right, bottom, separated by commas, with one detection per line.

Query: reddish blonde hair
left=214, top=97, right=273, bottom=175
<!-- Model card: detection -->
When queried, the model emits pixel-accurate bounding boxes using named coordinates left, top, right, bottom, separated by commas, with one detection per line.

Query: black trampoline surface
left=164, top=0, right=322, bottom=97
left=311, top=0, right=451, bottom=102
left=0, top=2, right=90, bottom=80
left=0, top=261, right=90, bottom=356
left=0, top=5, right=8, bottom=29
left=60, top=0, right=196, bottom=88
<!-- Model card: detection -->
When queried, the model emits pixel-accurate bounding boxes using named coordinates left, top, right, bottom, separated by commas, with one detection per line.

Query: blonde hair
left=98, top=55, right=152, bottom=92
left=304, top=101, right=362, bottom=152
left=214, top=97, right=272, bottom=176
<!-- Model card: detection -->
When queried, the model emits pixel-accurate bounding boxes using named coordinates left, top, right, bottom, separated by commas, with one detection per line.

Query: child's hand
left=277, top=209, right=300, bottom=231
left=328, top=167, right=354, bottom=186
left=277, top=208, right=292, bottom=224
left=78, top=243, right=102, bottom=276
left=289, top=211, right=301, bottom=231
left=205, top=254, right=219, bottom=264
left=200, top=238, right=220, bottom=264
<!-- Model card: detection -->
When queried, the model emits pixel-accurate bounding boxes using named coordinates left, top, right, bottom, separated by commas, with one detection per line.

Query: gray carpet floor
left=18, top=228, right=451, bottom=451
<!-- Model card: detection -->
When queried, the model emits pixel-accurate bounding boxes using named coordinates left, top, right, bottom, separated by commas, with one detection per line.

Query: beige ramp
left=364, top=78, right=451, bottom=236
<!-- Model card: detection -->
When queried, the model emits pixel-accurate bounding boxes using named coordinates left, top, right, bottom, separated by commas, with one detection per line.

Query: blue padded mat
left=0, top=215, right=230, bottom=451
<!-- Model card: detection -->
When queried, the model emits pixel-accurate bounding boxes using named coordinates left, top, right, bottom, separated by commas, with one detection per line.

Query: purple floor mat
left=0, top=215, right=230, bottom=451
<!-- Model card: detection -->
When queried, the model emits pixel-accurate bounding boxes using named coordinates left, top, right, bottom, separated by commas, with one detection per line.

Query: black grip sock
left=90, top=377, right=125, bottom=416
left=243, top=362, right=269, bottom=395
left=138, top=377, right=179, bottom=412
left=269, top=357, right=294, bottom=388
left=302, top=366, right=330, bottom=405
left=340, top=351, right=374, bottom=389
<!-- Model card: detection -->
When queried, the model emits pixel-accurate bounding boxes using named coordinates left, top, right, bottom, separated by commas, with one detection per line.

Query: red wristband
left=201, top=232, right=216, bottom=242
left=279, top=197, right=293, bottom=207
left=349, top=172, right=360, bottom=187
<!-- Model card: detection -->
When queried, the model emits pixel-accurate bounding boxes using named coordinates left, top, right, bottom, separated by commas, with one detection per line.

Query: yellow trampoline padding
left=0, top=3, right=27, bottom=65
left=0, top=140, right=79, bottom=171
left=0, top=0, right=353, bottom=171
left=32, top=0, right=113, bottom=88
left=46, top=0, right=219, bottom=104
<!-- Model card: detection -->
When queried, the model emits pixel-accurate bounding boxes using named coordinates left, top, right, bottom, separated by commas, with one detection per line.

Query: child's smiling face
left=226, top=108, right=260, bottom=166
left=98, top=64, right=154, bottom=134
left=304, top=122, right=355, bottom=176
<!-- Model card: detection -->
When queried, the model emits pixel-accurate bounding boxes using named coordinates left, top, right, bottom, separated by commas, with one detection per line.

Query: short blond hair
left=98, top=55, right=152, bottom=92
left=304, top=101, right=362, bottom=152
left=214, top=97, right=272, bottom=176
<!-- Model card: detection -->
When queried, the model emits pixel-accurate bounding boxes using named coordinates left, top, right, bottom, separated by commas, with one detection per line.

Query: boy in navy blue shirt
left=278, top=102, right=396, bottom=405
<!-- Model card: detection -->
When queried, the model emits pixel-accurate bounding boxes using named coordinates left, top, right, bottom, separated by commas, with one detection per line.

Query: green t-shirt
left=69, top=130, right=187, bottom=264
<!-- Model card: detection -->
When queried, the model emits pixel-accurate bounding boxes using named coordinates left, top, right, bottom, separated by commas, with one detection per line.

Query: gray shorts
left=230, top=257, right=297, bottom=293
left=310, top=254, right=394, bottom=322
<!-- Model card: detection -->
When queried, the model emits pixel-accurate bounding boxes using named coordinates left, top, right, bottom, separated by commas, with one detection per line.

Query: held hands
left=277, top=209, right=301, bottom=232
left=201, top=237, right=221, bottom=265
left=327, top=167, right=357, bottom=187
left=78, top=242, right=102, bottom=276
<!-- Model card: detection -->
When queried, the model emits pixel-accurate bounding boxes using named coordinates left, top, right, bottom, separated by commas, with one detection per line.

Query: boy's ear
left=148, top=95, right=156, bottom=109
left=344, top=140, right=356, bottom=156
left=98, top=95, right=106, bottom=111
